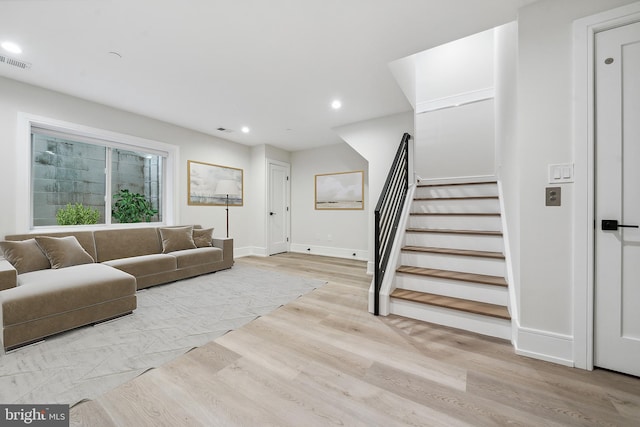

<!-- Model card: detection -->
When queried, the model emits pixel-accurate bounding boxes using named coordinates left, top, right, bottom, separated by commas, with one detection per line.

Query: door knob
left=270, top=212, right=275, bottom=216
left=602, top=219, right=639, bottom=230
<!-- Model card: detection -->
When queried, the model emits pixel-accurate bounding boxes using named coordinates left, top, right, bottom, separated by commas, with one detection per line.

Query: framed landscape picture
left=188, top=160, right=243, bottom=206
left=315, top=170, right=364, bottom=210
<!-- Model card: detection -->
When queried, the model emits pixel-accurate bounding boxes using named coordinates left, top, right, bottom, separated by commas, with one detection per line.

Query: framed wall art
left=315, top=170, right=364, bottom=210
left=188, top=160, right=243, bottom=206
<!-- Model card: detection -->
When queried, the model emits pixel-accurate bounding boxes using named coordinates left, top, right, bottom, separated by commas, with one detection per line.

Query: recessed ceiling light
left=331, top=100, right=342, bottom=110
left=1, top=41, right=22, bottom=54
left=241, top=126, right=250, bottom=133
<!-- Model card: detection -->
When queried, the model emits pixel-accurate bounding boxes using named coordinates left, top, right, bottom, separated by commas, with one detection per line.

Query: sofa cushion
left=170, top=247, right=223, bottom=269
left=4, top=231, right=98, bottom=262
left=0, top=239, right=51, bottom=274
left=94, top=228, right=162, bottom=262
left=35, top=236, right=94, bottom=269
left=159, top=226, right=196, bottom=253
left=192, top=227, right=214, bottom=248
left=103, top=254, right=177, bottom=278
left=4, top=263, right=136, bottom=326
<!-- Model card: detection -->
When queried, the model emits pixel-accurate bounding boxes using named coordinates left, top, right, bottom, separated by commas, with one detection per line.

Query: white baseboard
left=367, top=261, right=374, bottom=275
left=234, top=246, right=267, bottom=258
left=289, top=243, right=367, bottom=261
left=515, top=326, right=574, bottom=367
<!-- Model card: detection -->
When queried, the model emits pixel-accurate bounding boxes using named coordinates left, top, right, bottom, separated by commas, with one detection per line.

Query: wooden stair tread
left=414, top=196, right=498, bottom=201
left=396, top=265, right=507, bottom=287
left=402, top=246, right=505, bottom=259
left=391, top=289, right=511, bottom=320
left=410, top=212, right=500, bottom=216
left=417, top=181, right=497, bottom=188
left=406, top=228, right=503, bottom=236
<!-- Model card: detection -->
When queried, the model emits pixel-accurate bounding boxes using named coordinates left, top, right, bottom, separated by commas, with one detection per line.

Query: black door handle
left=602, top=219, right=639, bottom=230
left=270, top=212, right=275, bottom=216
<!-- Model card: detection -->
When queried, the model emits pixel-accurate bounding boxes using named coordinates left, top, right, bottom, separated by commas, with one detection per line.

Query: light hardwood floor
left=71, top=253, right=640, bottom=426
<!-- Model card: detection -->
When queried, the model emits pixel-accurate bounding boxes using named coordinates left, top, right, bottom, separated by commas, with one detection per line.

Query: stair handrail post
left=374, top=132, right=411, bottom=315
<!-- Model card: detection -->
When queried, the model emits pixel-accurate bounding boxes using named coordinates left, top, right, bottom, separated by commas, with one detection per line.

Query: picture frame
left=315, top=170, right=364, bottom=210
left=188, top=160, right=243, bottom=206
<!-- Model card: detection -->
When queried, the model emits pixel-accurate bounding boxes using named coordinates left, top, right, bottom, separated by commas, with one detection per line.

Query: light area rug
left=0, top=264, right=324, bottom=406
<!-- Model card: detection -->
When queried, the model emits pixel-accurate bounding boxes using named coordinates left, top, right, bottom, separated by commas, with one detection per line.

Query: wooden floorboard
left=71, top=253, right=640, bottom=426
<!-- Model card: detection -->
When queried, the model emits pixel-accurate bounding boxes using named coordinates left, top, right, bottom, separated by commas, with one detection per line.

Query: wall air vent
left=0, top=54, right=31, bottom=70
left=216, top=127, right=233, bottom=133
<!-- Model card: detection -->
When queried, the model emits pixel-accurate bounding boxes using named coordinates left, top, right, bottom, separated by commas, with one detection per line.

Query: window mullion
left=105, top=148, right=113, bottom=225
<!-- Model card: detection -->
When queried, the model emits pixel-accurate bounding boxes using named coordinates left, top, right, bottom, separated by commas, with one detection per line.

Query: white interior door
left=595, top=21, right=640, bottom=377
left=268, top=161, right=290, bottom=255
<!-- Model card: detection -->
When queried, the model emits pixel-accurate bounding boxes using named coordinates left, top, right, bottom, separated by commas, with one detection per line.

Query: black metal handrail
left=374, top=132, right=410, bottom=315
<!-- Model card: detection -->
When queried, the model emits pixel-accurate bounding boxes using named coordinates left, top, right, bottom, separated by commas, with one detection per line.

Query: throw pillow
left=34, top=236, right=95, bottom=269
left=192, top=227, right=214, bottom=248
left=0, top=239, right=51, bottom=274
left=159, top=226, right=196, bottom=253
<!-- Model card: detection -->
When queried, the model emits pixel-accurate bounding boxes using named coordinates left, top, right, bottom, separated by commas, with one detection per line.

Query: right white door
left=267, top=161, right=290, bottom=255
left=594, top=21, right=640, bottom=377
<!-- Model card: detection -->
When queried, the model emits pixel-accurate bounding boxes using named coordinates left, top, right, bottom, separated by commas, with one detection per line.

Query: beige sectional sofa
left=0, top=225, right=233, bottom=351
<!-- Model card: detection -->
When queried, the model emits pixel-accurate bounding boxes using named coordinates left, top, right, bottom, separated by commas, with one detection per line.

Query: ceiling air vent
left=216, top=127, right=233, bottom=133
left=0, top=54, right=31, bottom=70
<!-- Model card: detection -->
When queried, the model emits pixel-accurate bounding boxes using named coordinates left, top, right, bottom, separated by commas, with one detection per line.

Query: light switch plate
left=549, top=163, right=574, bottom=183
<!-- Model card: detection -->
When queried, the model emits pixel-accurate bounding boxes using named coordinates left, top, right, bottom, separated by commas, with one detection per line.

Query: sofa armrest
left=212, top=238, right=234, bottom=262
left=0, top=259, right=18, bottom=291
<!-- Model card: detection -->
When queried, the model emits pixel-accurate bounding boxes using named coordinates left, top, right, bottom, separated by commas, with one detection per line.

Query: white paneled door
left=595, top=21, right=640, bottom=377
left=268, top=161, right=290, bottom=255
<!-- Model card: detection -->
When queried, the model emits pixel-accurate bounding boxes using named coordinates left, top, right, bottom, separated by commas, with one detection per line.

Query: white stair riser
left=409, top=215, right=502, bottom=232
left=400, top=252, right=506, bottom=277
left=395, top=274, right=508, bottom=306
left=405, top=232, right=504, bottom=252
left=412, top=198, right=500, bottom=214
left=389, top=298, right=511, bottom=340
left=415, top=184, right=498, bottom=199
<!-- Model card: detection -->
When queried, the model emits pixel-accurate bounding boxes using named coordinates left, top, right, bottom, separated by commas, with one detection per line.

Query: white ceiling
left=0, top=0, right=533, bottom=152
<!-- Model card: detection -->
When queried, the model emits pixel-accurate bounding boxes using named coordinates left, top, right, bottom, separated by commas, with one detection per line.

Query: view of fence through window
left=31, top=131, right=163, bottom=226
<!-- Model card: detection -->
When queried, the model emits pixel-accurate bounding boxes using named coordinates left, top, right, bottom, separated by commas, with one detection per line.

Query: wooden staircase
left=389, top=181, right=511, bottom=340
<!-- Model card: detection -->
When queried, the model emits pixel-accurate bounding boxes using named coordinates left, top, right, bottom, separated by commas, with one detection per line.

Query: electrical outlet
left=546, top=187, right=561, bottom=206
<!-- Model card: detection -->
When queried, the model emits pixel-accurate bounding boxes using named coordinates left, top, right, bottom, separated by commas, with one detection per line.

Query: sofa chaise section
left=1, top=263, right=136, bottom=351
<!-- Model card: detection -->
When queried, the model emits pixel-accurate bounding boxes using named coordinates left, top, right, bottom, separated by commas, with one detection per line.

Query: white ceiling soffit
left=0, top=0, right=527, bottom=151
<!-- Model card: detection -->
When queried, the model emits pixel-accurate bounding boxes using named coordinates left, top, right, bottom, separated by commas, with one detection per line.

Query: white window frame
left=17, top=113, right=179, bottom=232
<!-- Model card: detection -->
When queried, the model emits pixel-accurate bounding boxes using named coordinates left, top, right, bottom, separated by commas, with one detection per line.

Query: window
left=19, top=114, right=177, bottom=230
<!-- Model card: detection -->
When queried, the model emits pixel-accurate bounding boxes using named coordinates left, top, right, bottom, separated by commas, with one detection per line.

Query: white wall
left=416, top=100, right=496, bottom=179
left=290, top=143, right=369, bottom=259
left=0, top=77, right=256, bottom=252
left=246, top=144, right=291, bottom=256
left=413, top=29, right=496, bottom=180
left=515, top=0, right=637, bottom=364
left=416, top=28, right=495, bottom=102
left=333, top=111, right=414, bottom=270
